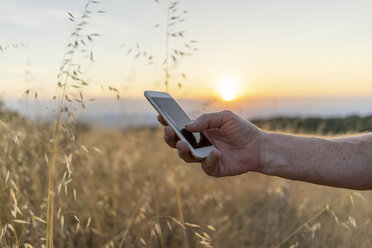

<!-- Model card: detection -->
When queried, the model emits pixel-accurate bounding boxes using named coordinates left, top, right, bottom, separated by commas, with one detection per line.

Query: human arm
left=158, top=111, right=372, bottom=190
left=260, top=131, right=372, bottom=190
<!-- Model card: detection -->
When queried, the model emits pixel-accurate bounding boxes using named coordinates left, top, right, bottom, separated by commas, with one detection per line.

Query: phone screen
left=153, top=97, right=213, bottom=149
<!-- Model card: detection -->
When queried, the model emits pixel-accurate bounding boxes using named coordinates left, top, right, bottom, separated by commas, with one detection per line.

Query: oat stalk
left=46, top=1, right=100, bottom=247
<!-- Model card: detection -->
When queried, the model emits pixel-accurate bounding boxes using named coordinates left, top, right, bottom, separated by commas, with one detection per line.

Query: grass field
left=1, top=107, right=372, bottom=248
left=2, top=0, right=372, bottom=247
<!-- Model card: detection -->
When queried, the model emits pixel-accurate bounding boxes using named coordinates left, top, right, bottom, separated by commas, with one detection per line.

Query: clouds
left=0, top=1, right=66, bottom=28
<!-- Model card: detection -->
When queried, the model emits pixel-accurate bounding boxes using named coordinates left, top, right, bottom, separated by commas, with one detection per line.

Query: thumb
left=186, top=111, right=229, bottom=132
left=201, top=149, right=222, bottom=177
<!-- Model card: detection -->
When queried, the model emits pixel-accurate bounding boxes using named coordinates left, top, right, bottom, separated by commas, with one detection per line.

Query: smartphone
left=144, top=90, right=215, bottom=159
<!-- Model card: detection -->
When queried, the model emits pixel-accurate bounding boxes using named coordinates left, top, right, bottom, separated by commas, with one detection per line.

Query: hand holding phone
left=144, top=90, right=215, bottom=159
left=155, top=105, right=263, bottom=177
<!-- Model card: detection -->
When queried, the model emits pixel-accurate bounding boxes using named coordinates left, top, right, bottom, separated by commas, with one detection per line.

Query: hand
left=158, top=110, right=263, bottom=177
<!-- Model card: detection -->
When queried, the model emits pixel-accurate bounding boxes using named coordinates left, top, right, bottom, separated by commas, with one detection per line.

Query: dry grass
left=1, top=110, right=372, bottom=247
left=1, top=1, right=372, bottom=246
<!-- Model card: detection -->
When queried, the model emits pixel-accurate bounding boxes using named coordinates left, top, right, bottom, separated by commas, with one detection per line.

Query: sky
left=1, top=0, right=372, bottom=102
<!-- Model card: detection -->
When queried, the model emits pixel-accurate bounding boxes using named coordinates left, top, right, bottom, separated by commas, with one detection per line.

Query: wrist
left=241, top=128, right=267, bottom=173
left=257, top=131, right=269, bottom=173
left=258, top=131, right=286, bottom=175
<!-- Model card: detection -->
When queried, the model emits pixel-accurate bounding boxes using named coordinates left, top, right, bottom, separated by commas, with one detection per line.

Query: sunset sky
left=1, top=0, right=372, bottom=101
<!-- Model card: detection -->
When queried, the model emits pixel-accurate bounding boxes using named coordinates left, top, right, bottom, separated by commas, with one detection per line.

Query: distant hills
left=2, top=99, right=372, bottom=135
left=252, top=115, right=372, bottom=135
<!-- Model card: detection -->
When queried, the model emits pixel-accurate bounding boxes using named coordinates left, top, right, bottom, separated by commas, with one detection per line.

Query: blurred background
left=2, top=0, right=372, bottom=125
left=1, top=0, right=372, bottom=247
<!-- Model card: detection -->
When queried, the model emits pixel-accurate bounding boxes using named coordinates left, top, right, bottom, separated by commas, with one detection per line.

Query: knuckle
left=177, top=147, right=185, bottom=156
left=201, top=164, right=217, bottom=177
left=164, top=137, right=176, bottom=148
left=164, top=135, right=171, bottom=142
left=177, top=148, right=194, bottom=163
left=184, top=157, right=194, bottom=163
left=197, top=114, right=207, bottom=122
left=179, top=153, right=190, bottom=162
left=222, top=110, right=233, bottom=116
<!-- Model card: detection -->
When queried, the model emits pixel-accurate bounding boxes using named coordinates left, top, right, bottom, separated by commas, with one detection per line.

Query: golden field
left=2, top=0, right=372, bottom=247
left=1, top=108, right=372, bottom=248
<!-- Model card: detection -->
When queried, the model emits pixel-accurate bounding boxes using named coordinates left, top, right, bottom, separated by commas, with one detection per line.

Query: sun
left=218, top=78, right=239, bottom=101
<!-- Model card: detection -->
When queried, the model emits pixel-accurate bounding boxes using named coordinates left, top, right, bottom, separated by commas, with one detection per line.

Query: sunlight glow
left=218, top=78, right=239, bottom=101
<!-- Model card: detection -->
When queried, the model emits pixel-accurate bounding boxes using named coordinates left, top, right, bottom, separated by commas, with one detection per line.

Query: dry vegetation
left=1, top=107, right=372, bottom=248
left=2, top=1, right=372, bottom=247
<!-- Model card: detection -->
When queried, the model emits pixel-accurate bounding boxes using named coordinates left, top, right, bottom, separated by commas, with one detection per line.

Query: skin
left=158, top=110, right=372, bottom=190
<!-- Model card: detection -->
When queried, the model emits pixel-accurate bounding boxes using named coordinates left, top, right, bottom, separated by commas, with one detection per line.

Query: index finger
left=157, top=115, right=168, bottom=126
left=185, top=110, right=231, bottom=132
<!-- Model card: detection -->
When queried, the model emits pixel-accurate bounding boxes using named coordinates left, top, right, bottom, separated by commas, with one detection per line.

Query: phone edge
left=144, top=91, right=214, bottom=159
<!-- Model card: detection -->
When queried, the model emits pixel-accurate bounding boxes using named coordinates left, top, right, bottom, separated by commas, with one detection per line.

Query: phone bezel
left=144, top=90, right=214, bottom=159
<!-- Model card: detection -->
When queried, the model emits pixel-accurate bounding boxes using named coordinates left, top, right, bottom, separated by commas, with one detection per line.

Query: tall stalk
left=173, top=171, right=189, bottom=248
left=46, top=1, right=101, bottom=246
left=164, top=2, right=171, bottom=92
left=154, top=0, right=197, bottom=91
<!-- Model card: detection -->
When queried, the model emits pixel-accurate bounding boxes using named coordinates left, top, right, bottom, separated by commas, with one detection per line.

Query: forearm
left=259, top=132, right=372, bottom=190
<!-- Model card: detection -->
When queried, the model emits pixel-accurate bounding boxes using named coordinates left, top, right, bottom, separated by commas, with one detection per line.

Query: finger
left=157, top=115, right=168, bottom=126
left=164, top=126, right=178, bottom=148
left=186, top=110, right=232, bottom=132
left=176, top=140, right=199, bottom=163
left=201, top=149, right=222, bottom=177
